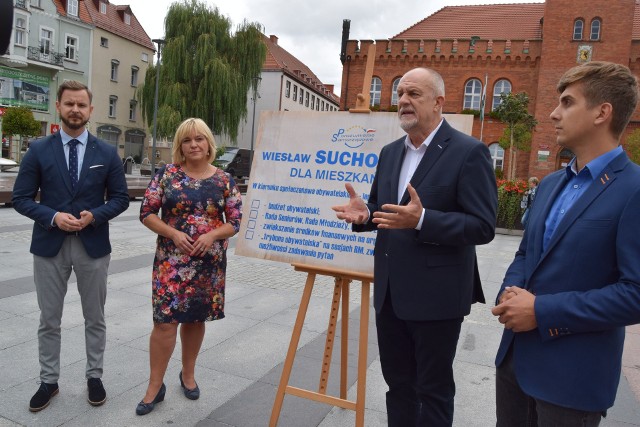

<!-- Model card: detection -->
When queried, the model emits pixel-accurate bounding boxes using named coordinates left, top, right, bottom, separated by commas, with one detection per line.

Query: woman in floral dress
left=136, top=118, right=242, bottom=415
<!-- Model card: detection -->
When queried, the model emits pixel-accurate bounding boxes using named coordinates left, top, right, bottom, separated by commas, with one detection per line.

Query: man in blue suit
left=333, top=67, right=497, bottom=426
left=492, top=61, right=640, bottom=426
left=12, top=80, right=129, bottom=412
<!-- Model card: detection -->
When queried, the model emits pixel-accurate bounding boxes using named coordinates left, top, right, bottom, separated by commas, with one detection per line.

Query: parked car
left=215, top=148, right=251, bottom=179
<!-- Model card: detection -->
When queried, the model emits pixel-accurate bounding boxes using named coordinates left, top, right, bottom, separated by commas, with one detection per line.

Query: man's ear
left=594, top=102, right=613, bottom=126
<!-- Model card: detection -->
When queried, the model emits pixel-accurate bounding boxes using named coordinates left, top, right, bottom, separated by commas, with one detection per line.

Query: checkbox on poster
left=251, top=200, right=260, bottom=208
left=245, top=230, right=254, bottom=240
left=250, top=210, right=258, bottom=219
left=247, top=220, right=256, bottom=230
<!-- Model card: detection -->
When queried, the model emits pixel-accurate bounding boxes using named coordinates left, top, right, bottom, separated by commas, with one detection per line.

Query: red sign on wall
left=50, top=124, right=60, bottom=134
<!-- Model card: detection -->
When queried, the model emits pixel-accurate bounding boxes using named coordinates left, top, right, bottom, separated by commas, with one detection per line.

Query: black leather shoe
left=87, top=378, right=106, bottom=406
left=179, top=371, right=200, bottom=400
left=136, top=383, right=166, bottom=415
left=29, top=382, right=59, bottom=412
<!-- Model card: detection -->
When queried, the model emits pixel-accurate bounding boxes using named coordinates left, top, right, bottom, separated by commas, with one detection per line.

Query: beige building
left=85, top=0, right=154, bottom=162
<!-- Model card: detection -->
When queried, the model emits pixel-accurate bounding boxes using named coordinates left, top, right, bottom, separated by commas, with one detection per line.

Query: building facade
left=85, top=0, right=155, bottom=162
left=1, top=0, right=93, bottom=160
left=340, top=0, right=640, bottom=180
left=218, top=35, right=340, bottom=152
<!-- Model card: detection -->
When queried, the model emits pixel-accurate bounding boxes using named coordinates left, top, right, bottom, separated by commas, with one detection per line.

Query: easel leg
left=355, top=281, right=371, bottom=427
left=318, top=277, right=342, bottom=394
left=340, top=278, right=350, bottom=399
left=269, top=272, right=317, bottom=427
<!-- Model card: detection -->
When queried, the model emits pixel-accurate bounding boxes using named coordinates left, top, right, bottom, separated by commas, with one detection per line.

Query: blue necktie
left=68, top=139, right=79, bottom=190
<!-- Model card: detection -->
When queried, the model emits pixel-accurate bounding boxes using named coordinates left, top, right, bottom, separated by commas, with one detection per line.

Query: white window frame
left=285, top=81, right=291, bottom=98
left=463, top=79, right=482, bottom=110
left=67, top=0, right=78, bottom=17
left=100, top=37, right=108, bottom=48
left=590, top=19, right=601, bottom=40
left=492, top=79, right=512, bottom=110
left=109, top=96, right=118, bottom=118
left=110, top=60, right=119, bottom=81
left=99, top=1, right=107, bottom=14
left=131, top=66, right=139, bottom=86
left=488, top=143, right=504, bottom=171
left=40, top=26, right=54, bottom=56
left=14, top=15, right=27, bottom=46
left=124, top=13, right=131, bottom=25
left=292, top=85, right=298, bottom=102
left=129, top=100, right=137, bottom=121
left=65, top=34, right=79, bottom=61
left=311, top=94, right=315, bottom=110
left=141, top=52, right=148, bottom=62
left=370, top=77, right=381, bottom=107
left=573, top=19, right=584, bottom=40
left=299, top=89, right=304, bottom=105
left=391, top=78, right=401, bottom=105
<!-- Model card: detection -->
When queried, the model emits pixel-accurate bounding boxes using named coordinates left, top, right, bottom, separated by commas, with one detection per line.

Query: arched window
left=590, top=19, right=601, bottom=40
left=391, top=78, right=401, bottom=105
left=370, top=77, right=382, bottom=107
left=573, top=19, right=584, bottom=40
left=492, top=80, right=512, bottom=110
left=488, top=143, right=504, bottom=171
left=464, top=79, right=482, bottom=110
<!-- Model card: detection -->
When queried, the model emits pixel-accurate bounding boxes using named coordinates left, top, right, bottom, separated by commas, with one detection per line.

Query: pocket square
left=89, top=164, right=104, bottom=169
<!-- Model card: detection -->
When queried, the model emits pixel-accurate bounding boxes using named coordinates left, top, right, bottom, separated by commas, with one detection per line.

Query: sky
left=118, top=0, right=542, bottom=96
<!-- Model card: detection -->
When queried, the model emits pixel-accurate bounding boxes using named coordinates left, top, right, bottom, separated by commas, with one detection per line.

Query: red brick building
left=340, top=0, right=640, bottom=180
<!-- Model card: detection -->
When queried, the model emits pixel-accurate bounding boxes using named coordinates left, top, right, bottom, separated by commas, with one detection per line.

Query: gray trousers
left=33, top=235, right=110, bottom=383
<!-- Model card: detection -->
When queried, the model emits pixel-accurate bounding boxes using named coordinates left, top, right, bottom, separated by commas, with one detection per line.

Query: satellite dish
left=0, top=1, right=13, bottom=54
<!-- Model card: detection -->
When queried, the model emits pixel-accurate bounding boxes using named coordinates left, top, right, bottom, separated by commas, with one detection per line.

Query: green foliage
left=461, top=108, right=480, bottom=117
left=493, top=92, right=537, bottom=179
left=494, top=167, right=504, bottom=179
left=496, top=178, right=527, bottom=230
left=498, top=123, right=533, bottom=152
left=2, top=107, right=41, bottom=138
left=139, top=0, right=267, bottom=141
left=625, top=128, right=640, bottom=165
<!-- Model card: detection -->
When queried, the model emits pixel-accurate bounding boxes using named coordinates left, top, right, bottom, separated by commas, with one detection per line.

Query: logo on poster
left=331, top=126, right=376, bottom=148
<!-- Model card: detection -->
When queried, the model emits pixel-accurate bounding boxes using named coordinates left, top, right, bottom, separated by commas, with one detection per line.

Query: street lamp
left=249, top=75, right=262, bottom=171
left=151, top=38, right=165, bottom=175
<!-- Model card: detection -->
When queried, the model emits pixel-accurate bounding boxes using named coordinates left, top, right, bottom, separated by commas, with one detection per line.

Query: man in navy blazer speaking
left=333, top=67, right=498, bottom=426
left=12, top=81, right=129, bottom=412
left=492, top=62, right=640, bottom=426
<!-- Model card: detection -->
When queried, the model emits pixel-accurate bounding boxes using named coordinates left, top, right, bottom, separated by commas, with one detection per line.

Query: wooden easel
left=268, top=264, right=373, bottom=427
left=269, top=43, right=377, bottom=427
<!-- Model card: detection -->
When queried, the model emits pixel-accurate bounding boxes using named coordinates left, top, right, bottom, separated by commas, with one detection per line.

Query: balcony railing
left=15, top=0, right=27, bottom=9
left=27, top=46, right=64, bottom=66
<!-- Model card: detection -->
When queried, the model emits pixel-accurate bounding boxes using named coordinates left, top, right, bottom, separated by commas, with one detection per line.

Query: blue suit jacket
left=495, top=152, right=640, bottom=412
left=12, top=132, right=129, bottom=258
left=354, top=119, right=497, bottom=320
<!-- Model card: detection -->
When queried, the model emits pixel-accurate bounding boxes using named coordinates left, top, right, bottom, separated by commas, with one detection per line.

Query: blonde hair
left=171, top=118, right=217, bottom=164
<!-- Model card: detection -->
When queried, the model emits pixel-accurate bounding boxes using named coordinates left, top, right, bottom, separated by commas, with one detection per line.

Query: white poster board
left=235, top=111, right=473, bottom=275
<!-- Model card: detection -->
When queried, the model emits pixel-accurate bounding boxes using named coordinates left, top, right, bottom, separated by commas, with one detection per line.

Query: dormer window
left=67, top=0, right=78, bottom=17
left=100, top=1, right=107, bottom=14
left=124, top=13, right=131, bottom=25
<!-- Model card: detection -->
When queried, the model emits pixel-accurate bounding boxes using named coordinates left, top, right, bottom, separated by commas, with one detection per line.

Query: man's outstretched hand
left=372, top=184, right=423, bottom=229
left=332, top=183, right=369, bottom=224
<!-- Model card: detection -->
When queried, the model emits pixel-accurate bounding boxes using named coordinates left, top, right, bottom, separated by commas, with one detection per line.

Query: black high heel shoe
left=135, top=383, right=166, bottom=415
left=179, top=371, right=200, bottom=400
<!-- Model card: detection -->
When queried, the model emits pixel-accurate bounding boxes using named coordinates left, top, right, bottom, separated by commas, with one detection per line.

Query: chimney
left=269, top=35, right=278, bottom=45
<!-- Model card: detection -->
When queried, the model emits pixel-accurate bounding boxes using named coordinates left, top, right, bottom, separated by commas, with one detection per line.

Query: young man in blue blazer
left=333, top=67, right=498, bottom=426
left=12, top=81, right=129, bottom=412
left=492, top=61, right=640, bottom=425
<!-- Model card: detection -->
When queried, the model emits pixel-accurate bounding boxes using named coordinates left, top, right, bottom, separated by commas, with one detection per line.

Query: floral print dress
left=140, top=164, right=242, bottom=323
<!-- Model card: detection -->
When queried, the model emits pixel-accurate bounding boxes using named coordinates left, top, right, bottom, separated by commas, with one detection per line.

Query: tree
left=625, top=128, right=640, bottom=165
left=2, top=106, right=41, bottom=154
left=494, top=92, right=537, bottom=180
left=139, top=0, right=266, bottom=141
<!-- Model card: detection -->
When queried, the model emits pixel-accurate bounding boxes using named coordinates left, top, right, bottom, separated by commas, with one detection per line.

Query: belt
left=65, top=231, right=81, bottom=236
